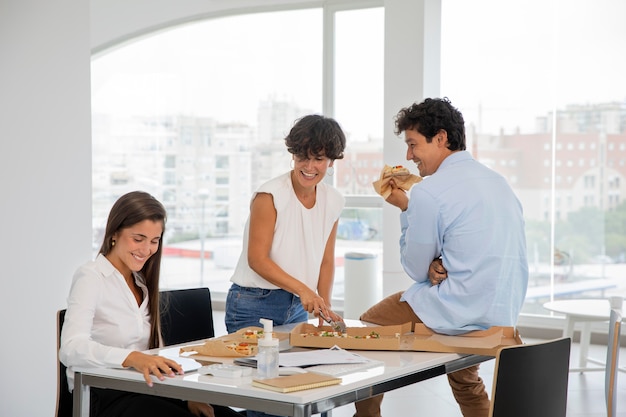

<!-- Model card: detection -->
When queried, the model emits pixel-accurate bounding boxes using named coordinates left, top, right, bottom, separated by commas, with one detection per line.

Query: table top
left=74, top=323, right=491, bottom=417
left=543, top=298, right=624, bottom=320
left=79, top=347, right=471, bottom=402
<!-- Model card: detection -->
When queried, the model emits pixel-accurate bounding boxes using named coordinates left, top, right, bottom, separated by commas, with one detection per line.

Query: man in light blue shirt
left=354, top=98, right=528, bottom=417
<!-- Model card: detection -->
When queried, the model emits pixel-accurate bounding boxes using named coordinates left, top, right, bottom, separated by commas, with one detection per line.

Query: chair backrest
left=159, top=287, right=215, bottom=346
left=606, top=296, right=622, bottom=417
left=56, top=309, right=72, bottom=417
left=489, top=337, right=571, bottom=417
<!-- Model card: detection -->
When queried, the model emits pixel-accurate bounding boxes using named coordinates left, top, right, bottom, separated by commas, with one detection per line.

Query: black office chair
left=488, top=337, right=571, bottom=417
left=56, top=309, right=72, bottom=417
left=160, top=288, right=245, bottom=417
left=159, top=287, right=215, bottom=346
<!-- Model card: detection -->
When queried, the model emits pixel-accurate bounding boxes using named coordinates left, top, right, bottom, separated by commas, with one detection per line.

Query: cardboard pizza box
left=289, top=322, right=522, bottom=356
left=408, top=324, right=523, bottom=356
left=226, top=326, right=290, bottom=345
left=179, top=326, right=291, bottom=358
left=289, top=322, right=413, bottom=350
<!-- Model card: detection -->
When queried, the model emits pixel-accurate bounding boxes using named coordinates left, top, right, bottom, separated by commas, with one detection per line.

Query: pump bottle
left=257, top=318, right=279, bottom=379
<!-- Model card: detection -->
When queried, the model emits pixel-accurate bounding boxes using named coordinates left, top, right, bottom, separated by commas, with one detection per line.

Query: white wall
left=0, top=1, right=92, bottom=416
left=90, top=0, right=325, bottom=54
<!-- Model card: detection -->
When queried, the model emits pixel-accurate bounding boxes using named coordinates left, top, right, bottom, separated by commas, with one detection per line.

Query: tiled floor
left=213, top=312, right=624, bottom=417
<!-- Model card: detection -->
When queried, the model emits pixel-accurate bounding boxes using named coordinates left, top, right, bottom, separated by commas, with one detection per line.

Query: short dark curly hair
left=394, top=97, right=466, bottom=151
left=285, top=114, right=346, bottom=160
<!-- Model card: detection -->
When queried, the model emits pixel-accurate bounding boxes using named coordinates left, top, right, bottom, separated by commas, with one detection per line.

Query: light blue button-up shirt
left=400, top=151, right=528, bottom=335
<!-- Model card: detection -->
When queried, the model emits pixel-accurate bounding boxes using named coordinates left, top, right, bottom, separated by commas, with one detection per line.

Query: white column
left=382, top=0, right=442, bottom=296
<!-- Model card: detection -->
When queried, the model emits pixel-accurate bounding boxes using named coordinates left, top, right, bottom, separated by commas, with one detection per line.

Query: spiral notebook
left=252, top=372, right=341, bottom=393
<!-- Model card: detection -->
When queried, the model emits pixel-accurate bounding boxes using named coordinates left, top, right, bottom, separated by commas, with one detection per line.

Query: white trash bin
left=343, top=252, right=380, bottom=319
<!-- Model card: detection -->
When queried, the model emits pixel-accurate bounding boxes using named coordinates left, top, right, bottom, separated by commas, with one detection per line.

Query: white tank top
left=230, top=171, right=344, bottom=291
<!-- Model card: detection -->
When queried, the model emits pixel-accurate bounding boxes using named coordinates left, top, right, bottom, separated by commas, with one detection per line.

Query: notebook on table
left=251, top=372, right=341, bottom=393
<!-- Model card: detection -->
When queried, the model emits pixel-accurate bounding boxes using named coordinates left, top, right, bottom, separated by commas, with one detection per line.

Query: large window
left=330, top=6, right=385, bottom=301
left=92, top=1, right=626, bottom=326
left=441, top=0, right=626, bottom=317
left=91, top=5, right=384, bottom=302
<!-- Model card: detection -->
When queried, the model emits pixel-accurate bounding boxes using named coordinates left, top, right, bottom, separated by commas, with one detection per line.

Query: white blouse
left=59, top=254, right=151, bottom=391
left=230, top=171, right=345, bottom=291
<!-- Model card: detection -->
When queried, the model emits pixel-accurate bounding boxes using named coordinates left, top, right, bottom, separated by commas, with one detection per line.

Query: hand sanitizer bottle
left=257, top=318, right=279, bottom=379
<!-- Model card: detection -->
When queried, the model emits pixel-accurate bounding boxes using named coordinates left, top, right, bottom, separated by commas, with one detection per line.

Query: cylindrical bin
left=343, top=252, right=380, bottom=320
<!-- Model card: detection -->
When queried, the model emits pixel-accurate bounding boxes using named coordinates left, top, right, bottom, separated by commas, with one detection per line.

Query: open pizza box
left=290, top=322, right=522, bottom=356
left=179, top=326, right=290, bottom=358
left=408, top=324, right=523, bottom=356
left=289, top=322, right=412, bottom=350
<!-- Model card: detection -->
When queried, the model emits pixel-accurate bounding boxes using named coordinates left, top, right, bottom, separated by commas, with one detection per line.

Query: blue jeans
left=225, top=284, right=309, bottom=417
left=225, top=284, right=308, bottom=333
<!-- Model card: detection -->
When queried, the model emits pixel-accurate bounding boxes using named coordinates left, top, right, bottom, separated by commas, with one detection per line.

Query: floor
left=212, top=312, right=625, bottom=417
left=325, top=341, right=625, bottom=417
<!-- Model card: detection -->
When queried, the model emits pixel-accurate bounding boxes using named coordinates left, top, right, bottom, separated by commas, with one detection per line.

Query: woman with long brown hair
left=60, top=191, right=239, bottom=417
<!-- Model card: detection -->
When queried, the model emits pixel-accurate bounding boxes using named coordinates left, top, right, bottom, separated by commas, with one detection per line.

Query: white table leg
left=563, top=316, right=575, bottom=339
left=579, top=321, right=592, bottom=369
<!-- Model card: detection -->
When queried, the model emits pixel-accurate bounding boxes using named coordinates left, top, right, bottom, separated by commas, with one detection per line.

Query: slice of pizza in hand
left=383, top=165, right=411, bottom=178
left=372, top=164, right=422, bottom=199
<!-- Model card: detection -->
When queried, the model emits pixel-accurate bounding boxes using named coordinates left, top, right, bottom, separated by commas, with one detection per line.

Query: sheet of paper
left=278, top=345, right=371, bottom=367
left=162, top=354, right=203, bottom=372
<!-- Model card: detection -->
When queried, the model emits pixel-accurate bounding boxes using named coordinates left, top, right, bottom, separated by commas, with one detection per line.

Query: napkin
left=372, top=165, right=422, bottom=199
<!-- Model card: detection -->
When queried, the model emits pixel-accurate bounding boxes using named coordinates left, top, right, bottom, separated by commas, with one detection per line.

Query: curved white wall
left=90, top=0, right=322, bottom=54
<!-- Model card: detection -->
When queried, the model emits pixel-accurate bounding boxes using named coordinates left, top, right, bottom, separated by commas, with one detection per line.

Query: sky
left=91, top=0, right=626, bottom=138
left=440, top=0, right=626, bottom=134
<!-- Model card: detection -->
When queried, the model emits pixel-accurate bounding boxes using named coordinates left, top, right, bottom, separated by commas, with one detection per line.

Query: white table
left=73, top=345, right=490, bottom=417
left=544, top=298, right=625, bottom=372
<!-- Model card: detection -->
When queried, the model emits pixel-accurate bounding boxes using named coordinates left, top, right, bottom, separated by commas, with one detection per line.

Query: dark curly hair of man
left=285, top=114, right=346, bottom=160
left=394, top=97, right=466, bottom=151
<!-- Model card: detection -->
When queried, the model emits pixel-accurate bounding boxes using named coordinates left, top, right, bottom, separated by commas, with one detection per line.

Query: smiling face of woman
left=292, top=153, right=333, bottom=190
left=106, top=219, right=163, bottom=279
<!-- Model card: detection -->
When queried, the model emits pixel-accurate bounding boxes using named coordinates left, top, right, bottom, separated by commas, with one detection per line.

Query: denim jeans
left=225, top=284, right=308, bottom=333
left=225, top=284, right=309, bottom=417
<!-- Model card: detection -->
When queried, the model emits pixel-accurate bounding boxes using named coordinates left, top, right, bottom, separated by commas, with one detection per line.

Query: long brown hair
left=99, top=191, right=166, bottom=348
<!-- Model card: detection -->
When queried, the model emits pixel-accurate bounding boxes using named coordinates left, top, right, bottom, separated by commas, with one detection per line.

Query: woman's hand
left=327, top=309, right=344, bottom=324
left=187, top=401, right=215, bottom=417
left=428, top=258, right=448, bottom=286
left=122, top=351, right=183, bottom=387
left=298, top=287, right=329, bottom=316
left=317, top=308, right=344, bottom=328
